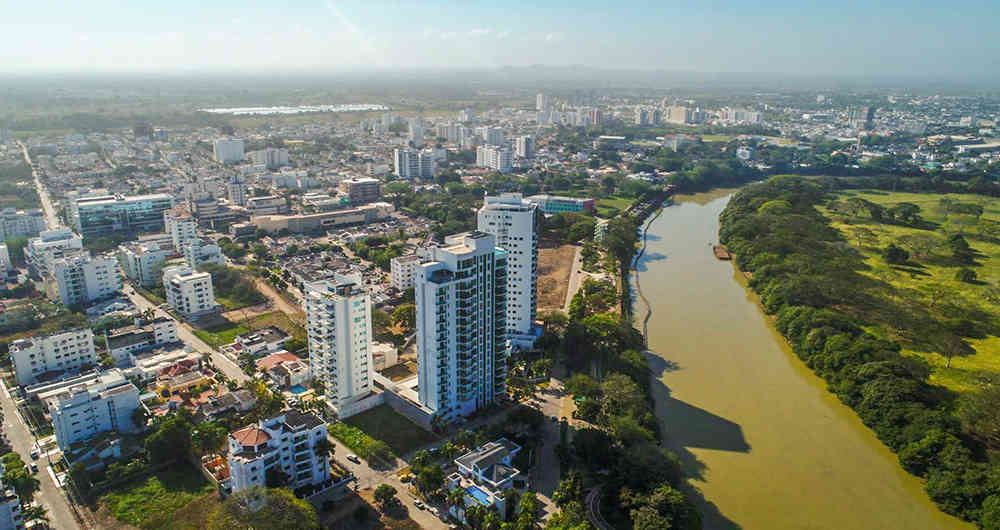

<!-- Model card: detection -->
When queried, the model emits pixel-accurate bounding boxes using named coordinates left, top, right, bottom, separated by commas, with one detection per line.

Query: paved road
left=123, top=288, right=250, bottom=384
left=0, top=383, right=82, bottom=529
left=19, top=141, right=60, bottom=229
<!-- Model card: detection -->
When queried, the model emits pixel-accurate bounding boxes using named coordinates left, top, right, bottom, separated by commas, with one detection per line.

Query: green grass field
left=824, top=190, right=1000, bottom=392
left=192, top=311, right=305, bottom=349
left=99, top=464, right=218, bottom=530
left=343, top=405, right=438, bottom=457
left=596, top=196, right=635, bottom=217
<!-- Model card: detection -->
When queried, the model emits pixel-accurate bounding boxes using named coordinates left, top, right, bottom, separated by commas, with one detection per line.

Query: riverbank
left=635, top=191, right=969, bottom=529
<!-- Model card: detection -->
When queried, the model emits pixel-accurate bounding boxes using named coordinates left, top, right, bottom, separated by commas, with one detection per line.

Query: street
left=19, top=141, right=60, bottom=230
left=0, top=383, right=81, bottom=530
left=122, top=289, right=251, bottom=384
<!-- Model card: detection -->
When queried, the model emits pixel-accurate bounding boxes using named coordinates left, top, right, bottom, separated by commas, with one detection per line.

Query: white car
left=346, top=454, right=360, bottom=464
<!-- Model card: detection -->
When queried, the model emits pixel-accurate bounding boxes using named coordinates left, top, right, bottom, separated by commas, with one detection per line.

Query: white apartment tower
left=227, top=175, right=248, bottom=206
left=228, top=410, right=331, bottom=494
left=408, top=119, right=425, bottom=148
left=0, top=244, right=9, bottom=276
left=164, top=208, right=197, bottom=252
left=162, top=265, right=217, bottom=319
left=476, top=146, right=513, bottom=174
left=305, top=274, right=374, bottom=414
left=536, top=93, right=549, bottom=112
left=9, top=328, right=97, bottom=386
left=49, top=251, right=122, bottom=307
left=478, top=194, right=538, bottom=348
left=415, top=232, right=508, bottom=420
left=393, top=148, right=436, bottom=179
left=34, top=369, right=141, bottom=451
left=213, top=138, right=245, bottom=164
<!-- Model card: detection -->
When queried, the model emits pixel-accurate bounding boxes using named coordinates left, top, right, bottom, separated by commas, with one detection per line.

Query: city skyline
left=3, top=0, right=998, bottom=78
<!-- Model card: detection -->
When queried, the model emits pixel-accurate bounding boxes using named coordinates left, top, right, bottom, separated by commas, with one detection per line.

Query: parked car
left=346, top=454, right=360, bottom=464
left=413, top=500, right=425, bottom=510
left=29, top=450, right=38, bottom=460
left=29, top=463, right=37, bottom=473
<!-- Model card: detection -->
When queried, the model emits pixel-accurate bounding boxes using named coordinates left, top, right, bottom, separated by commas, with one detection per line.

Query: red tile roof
left=255, top=351, right=300, bottom=372
left=231, top=426, right=270, bottom=446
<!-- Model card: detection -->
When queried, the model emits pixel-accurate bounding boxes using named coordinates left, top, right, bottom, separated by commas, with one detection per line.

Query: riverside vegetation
left=719, top=176, right=1000, bottom=528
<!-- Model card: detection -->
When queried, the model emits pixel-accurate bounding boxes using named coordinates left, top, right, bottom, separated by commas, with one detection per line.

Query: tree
left=145, top=413, right=193, bottom=463
left=949, top=234, right=975, bottom=264
left=1, top=453, right=38, bottom=503
left=958, top=384, right=1000, bottom=449
left=265, top=467, right=290, bottom=488
left=192, top=421, right=228, bottom=454
left=883, top=243, right=909, bottom=265
left=956, top=268, right=977, bottom=283
left=22, top=505, right=48, bottom=525
left=411, top=449, right=432, bottom=469
left=374, top=483, right=398, bottom=509
left=849, top=227, right=879, bottom=247
left=416, top=463, right=444, bottom=494
left=895, top=233, right=940, bottom=260
left=392, top=303, right=416, bottom=330
left=208, top=486, right=319, bottom=530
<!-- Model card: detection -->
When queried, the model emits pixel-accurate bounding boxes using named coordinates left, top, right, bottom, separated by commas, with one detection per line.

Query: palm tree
left=22, top=504, right=47, bottom=525
left=447, top=487, right=466, bottom=514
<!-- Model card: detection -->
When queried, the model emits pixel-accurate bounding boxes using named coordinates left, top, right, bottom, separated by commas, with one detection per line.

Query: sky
left=2, top=0, right=998, bottom=78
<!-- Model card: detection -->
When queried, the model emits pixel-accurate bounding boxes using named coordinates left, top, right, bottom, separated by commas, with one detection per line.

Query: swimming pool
left=289, top=384, right=308, bottom=395
left=465, top=485, right=492, bottom=506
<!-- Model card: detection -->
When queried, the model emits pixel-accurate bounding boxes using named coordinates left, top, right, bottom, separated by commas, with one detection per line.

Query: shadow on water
left=643, top=232, right=663, bottom=241
left=634, top=252, right=668, bottom=272
left=645, top=352, right=749, bottom=530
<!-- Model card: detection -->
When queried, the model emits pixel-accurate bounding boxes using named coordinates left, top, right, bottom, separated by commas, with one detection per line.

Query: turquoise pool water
left=289, top=384, right=308, bottom=395
left=465, top=485, right=491, bottom=506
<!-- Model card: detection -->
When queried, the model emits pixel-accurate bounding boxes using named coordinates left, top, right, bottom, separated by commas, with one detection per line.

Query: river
left=634, top=190, right=970, bottom=530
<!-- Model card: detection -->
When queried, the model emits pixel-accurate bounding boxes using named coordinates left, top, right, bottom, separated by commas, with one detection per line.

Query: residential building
left=117, top=240, right=171, bottom=287
left=48, top=251, right=122, bottom=307
left=227, top=175, right=248, bottom=206
left=393, top=148, right=436, bottom=179
left=230, top=222, right=258, bottom=242
left=247, top=195, right=288, bottom=216
left=9, top=328, right=97, bottom=386
left=476, top=146, right=513, bottom=174
left=106, top=318, right=179, bottom=367
left=0, top=208, right=46, bottom=241
left=0, top=244, right=9, bottom=276
left=408, top=119, right=425, bottom=148
left=594, top=219, right=610, bottom=242
left=162, top=265, right=217, bottom=319
left=70, top=193, right=174, bottom=237
left=249, top=147, right=290, bottom=170
left=0, top=469, right=23, bottom=530
left=183, top=238, right=225, bottom=269
left=164, top=207, right=198, bottom=252
left=25, top=228, right=83, bottom=277
left=33, top=368, right=141, bottom=451
left=232, top=326, right=289, bottom=358
left=536, top=93, right=549, bottom=112
left=227, top=410, right=331, bottom=493
left=390, top=254, right=421, bottom=291
left=524, top=194, right=595, bottom=215
left=588, top=108, right=603, bottom=126
left=123, top=348, right=200, bottom=383
left=478, top=194, right=538, bottom=348
left=415, top=232, right=507, bottom=420
left=339, top=177, right=381, bottom=205
left=665, top=105, right=693, bottom=124
left=477, top=127, right=504, bottom=146
left=214, top=138, right=245, bottom=164
left=447, top=438, right=523, bottom=524
left=305, top=274, right=374, bottom=414
left=515, top=136, right=534, bottom=159
left=594, top=135, right=627, bottom=149
left=663, top=134, right=695, bottom=152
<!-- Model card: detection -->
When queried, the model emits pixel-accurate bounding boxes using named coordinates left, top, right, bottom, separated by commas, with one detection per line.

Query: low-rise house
left=267, top=359, right=310, bottom=389
left=227, top=409, right=332, bottom=494
left=447, top=438, right=524, bottom=523
left=155, top=369, right=209, bottom=397
left=124, top=349, right=200, bottom=382
left=200, top=389, right=257, bottom=419
left=106, top=317, right=179, bottom=367
left=233, top=326, right=289, bottom=358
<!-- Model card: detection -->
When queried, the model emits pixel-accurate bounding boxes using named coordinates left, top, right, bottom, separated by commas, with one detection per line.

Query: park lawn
left=701, top=134, right=735, bottom=142
left=99, top=464, right=218, bottom=530
left=825, top=190, right=1000, bottom=392
left=596, top=196, right=635, bottom=217
left=343, top=405, right=439, bottom=457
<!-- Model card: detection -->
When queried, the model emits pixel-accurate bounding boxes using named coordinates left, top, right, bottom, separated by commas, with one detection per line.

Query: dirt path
left=562, top=245, right=585, bottom=312
left=252, top=277, right=305, bottom=319
left=537, top=244, right=578, bottom=312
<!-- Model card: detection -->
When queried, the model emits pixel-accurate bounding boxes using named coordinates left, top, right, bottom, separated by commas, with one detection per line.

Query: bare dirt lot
left=537, top=244, right=578, bottom=312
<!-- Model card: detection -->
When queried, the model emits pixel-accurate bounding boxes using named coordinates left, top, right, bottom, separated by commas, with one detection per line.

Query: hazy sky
left=3, top=0, right=997, bottom=77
